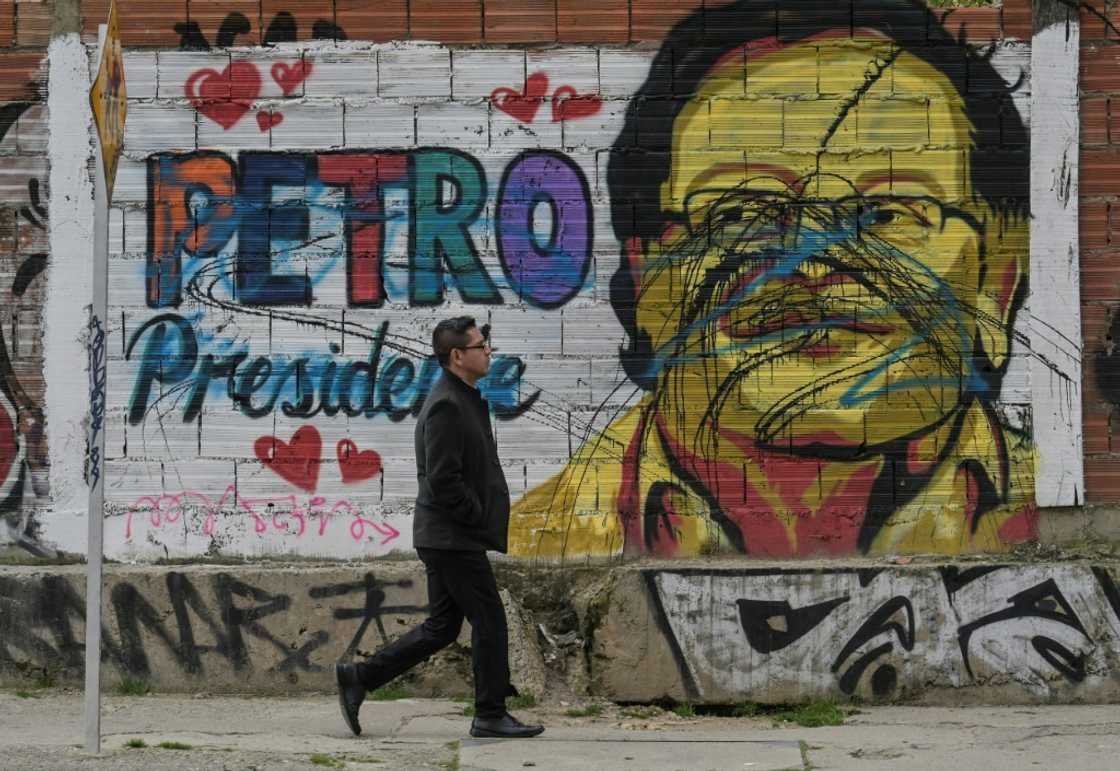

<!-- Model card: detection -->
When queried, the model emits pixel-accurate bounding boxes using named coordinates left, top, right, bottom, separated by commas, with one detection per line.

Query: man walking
left=336, top=316, right=544, bottom=739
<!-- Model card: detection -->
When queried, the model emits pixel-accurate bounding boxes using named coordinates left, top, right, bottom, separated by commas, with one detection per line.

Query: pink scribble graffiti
left=125, top=486, right=400, bottom=546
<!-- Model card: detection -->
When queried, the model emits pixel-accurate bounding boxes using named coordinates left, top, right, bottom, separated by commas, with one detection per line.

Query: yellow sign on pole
left=89, top=1, right=126, bottom=201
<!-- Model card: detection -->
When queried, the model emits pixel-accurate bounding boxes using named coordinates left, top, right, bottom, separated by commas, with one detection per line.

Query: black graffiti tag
left=736, top=596, right=849, bottom=654
left=956, top=578, right=1090, bottom=684
left=87, top=314, right=107, bottom=489
left=0, top=573, right=327, bottom=680
left=309, top=573, right=427, bottom=659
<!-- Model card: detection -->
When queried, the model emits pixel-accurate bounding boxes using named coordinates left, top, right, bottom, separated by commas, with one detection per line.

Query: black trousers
left=355, top=547, right=512, bottom=719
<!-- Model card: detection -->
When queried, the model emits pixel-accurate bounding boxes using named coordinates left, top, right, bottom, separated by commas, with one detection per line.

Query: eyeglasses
left=675, top=188, right=972, bottom=250
left=458, top=342, right=492, bottom=351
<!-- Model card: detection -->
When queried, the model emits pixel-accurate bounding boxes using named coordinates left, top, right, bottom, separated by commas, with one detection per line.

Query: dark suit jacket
left=413, top=368, right=510, bottom=552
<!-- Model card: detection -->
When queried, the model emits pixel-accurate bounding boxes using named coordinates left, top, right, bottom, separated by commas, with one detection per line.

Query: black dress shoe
left=335, top=663, right=366, bottom=736
left=470, top=712, right=545, bottom=738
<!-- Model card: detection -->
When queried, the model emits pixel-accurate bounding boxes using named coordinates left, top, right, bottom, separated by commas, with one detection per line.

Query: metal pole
left=83, top=22, right=110, bottom=758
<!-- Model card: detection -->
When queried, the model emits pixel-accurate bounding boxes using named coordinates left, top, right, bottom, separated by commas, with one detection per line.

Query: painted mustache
left=716, top=264, right=896, bottom=345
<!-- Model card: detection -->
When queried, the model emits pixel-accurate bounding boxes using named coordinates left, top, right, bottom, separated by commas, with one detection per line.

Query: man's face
left=453, top=326, right=492, bottom=380
left=637, top=37, right=1024, bottom=451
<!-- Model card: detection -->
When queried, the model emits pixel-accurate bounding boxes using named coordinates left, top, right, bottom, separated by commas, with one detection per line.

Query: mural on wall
left=648, top=565, right=1120, bottom=702
left=0, top=93, right=50, bottom=558
left=511, top=0, right=1037, bottom=560
left=102, top=0, right=1046, bottom=561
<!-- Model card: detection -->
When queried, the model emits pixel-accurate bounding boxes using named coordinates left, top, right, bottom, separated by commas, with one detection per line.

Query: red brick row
left=1083, top=299, right=1120, bottom=503
left=0, top=50, right=45, bottom=100
left=0, top=1, right=53, bottom=48
left=77, top=1, right=1027, bottom=49
left=1083, top=5, right=1120, bottom=504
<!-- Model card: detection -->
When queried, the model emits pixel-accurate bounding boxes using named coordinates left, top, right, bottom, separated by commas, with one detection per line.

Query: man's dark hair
left=606, top=0, right=1029, bottom=390
left=432, top=315, right=481, bottom=367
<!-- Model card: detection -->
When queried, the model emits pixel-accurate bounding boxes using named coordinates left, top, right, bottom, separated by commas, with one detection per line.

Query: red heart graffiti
left=255, top=426, right=322, bottom=493
left=272, top=60, right=313, bottom=96
left=491, top=71, right=549, bottom=124
left=337, top=439, right=382, bottom=484
left=256, top=110, right=283, bottom=131
left=551, top=85, right=603, bottom=122
left=185, top=62, right=262, bottom=130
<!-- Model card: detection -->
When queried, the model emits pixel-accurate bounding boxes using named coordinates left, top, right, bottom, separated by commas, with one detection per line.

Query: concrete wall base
left=3, top=560, right=1120, bottom=705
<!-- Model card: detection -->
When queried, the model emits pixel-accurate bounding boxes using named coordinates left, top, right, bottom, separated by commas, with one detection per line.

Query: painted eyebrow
left=682, top=163, right=807, bottom=202
left=855, top=171, right=946, bottom=199
left=681, top=162, right=750, bottom=200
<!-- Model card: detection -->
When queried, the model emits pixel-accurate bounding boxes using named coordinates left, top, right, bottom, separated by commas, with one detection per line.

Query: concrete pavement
left=1, top=690, right=1118, bottom=770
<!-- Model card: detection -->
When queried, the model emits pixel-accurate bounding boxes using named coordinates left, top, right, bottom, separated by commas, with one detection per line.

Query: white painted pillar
left=1029, top=1, right=1084, bottom=506
left=45, top=32, right=96, bottom=545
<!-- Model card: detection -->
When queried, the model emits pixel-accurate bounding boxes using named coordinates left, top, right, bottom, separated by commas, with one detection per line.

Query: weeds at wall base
left=309, top=753, right=345, bottom=768
left=565, top=703, right=603, bottom=717
left=116, top=677, right=151, bottom=696
left=508, top=692, right=537, bottom=710
left=622, top=699, right=850, bottom=727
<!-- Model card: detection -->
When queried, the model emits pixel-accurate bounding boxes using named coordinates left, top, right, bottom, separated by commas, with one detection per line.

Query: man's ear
left=974, top=208, right=1028, bottom=373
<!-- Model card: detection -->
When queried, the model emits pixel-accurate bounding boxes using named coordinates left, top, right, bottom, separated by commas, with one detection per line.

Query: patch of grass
left=310, top=753, right=345, bottom=768
left=157, top=740, right=193, bottom=750
left=124, top=738, right=146, bottom=749
left=15, top=690, right=37, bottom=699
left=462, top=704, right=475, bottom=717
left=32, top=669, right=56, bottom=689
left=508, top=693, right=536, bottom=710
left=619, top=704, right=661, bottom=719
left=116, top=677, right=151, bottom=696
left=671, top=702, right=695, bottom=718
left=565, top=703, right=603, bottom=718
left=771, top=700, right=846, bottom=728
left=369, top=685, right=410, bottom=701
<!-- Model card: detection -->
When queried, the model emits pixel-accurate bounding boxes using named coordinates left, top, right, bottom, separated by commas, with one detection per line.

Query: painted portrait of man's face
left=627, top=35, right=1026, bottom=456
left=508, top=0, right=1035, bottom=561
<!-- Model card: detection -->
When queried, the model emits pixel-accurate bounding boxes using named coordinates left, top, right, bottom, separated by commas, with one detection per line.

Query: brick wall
left=77, top=0, right=1027, bottom=47
left=0, top=1, right=49, bottom=558
left=1081, top=1, right=1120, bottom=502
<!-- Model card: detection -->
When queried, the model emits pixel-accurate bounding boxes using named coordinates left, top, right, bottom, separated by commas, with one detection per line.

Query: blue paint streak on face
left=640, top=210, right=979, bottom=405
left=835, top=242, right=977, bottom=408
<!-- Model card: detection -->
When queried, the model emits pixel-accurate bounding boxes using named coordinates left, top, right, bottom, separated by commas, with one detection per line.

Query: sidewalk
left=1, top=691, right=1118, bottom=770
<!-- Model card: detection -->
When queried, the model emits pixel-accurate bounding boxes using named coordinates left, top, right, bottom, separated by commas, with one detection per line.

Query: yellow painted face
left=639, top=37, right=1025, bottom=451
